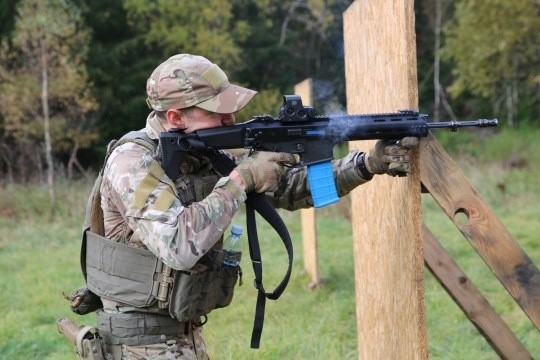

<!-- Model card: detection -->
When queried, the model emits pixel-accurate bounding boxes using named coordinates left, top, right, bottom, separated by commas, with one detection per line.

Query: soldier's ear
left=166, top=109, right=186, bottom=129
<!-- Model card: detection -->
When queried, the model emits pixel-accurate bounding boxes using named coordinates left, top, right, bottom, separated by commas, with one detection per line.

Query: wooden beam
left=294, top=79, right=320, bottom=289
left=343, top=1, right=427, bottom=358
left=423, top=224, right=533, bottom=359
left=419, top=134, right=540, bottom=328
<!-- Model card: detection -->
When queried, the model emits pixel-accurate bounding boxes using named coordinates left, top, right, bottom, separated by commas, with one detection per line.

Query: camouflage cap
left=146, top=54, right=257, bottom=114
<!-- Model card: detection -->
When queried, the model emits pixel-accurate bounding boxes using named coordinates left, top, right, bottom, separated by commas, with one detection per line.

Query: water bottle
left=222, top=225, right=243, bottom=267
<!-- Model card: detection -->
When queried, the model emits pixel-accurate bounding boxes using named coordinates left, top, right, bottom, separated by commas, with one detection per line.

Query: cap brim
left=195, top=84, right=257, bottom=114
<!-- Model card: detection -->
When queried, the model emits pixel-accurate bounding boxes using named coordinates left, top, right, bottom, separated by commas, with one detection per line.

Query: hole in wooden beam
left=454, top=208, right=469, bottom=226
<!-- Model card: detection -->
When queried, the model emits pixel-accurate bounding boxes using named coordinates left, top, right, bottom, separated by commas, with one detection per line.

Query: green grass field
left=0, top=128, right=538, bottom=359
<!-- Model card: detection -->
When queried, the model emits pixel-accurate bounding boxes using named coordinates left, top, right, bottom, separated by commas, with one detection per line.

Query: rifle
left=160, top=95, right=498, bottom=208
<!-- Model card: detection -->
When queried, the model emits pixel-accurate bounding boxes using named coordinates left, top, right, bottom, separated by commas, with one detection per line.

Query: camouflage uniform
left=97, top=54, right=372, bottom=360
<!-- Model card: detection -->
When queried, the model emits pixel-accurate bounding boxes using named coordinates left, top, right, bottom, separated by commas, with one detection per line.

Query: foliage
left=442, top=0, right=540, bottom=125
left=75, top=0, right=156, bottom=144
left=0, top=0, right=97, bottom=183
left=232, top=0, right=352, bottom=108
left=123, top=0, right=248, bottom=71
left=0, top=0, right=17, bottom=40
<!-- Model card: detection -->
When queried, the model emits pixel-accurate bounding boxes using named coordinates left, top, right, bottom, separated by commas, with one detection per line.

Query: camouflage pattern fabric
left=267, top=149, right=371, bottom=210
left=146, top=54, right=256, bottom=114
left=107, top=325, right=208, bottom=360
left=101, top=112, right=246, bottom=270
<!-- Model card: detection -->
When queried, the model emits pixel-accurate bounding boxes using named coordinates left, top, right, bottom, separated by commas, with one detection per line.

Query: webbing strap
left=96, top=310, right=186, bottom=346
left=205, top=149, right=293, bottom=349
left=245, top=197, right=293, bottom=348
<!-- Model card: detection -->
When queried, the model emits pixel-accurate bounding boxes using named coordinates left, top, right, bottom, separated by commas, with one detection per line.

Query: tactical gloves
left=64, top=285, right=103, bottom=315
left=235, top=151, right=297, bottom=193
left=365, top=137, right=419, bottom=176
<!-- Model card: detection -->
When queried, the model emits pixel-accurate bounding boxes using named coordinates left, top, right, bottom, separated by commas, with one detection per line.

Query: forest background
left=0, top=0, right=538, bottom=191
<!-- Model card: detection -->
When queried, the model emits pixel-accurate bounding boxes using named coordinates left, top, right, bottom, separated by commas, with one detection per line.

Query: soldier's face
left=168, top=107, right=235, bottom=133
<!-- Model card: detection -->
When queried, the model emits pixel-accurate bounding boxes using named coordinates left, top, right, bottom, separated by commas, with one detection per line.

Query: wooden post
left=343, top=1, right=428, bottom=359
left=294, top=79, right=320, bottom=289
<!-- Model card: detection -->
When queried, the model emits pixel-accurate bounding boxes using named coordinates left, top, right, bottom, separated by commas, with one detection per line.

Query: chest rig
left=83, top=130, right=295, bottom=349
left=82, top=131, right=238, bottom=327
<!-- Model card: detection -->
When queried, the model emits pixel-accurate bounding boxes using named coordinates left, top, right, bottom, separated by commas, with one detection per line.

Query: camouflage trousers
left=105, top=326, right=209, bottom=360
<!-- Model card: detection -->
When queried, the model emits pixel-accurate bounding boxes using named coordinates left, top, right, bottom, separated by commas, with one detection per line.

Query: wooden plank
left=423, top=224, right=533, bottom=359
left=294, top=78, right=320, bottom=289
left=343, top=1, right=427, bottom=359
left=419, top=134, right=540, bottom=328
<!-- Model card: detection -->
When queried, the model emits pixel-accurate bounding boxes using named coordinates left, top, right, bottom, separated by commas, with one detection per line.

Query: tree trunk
left=40, top=36, right=55, bottom=203
left=0, top=144, right=14, bottom=184
left=67, top=141, right=91, bottom=180
left=34, top=146, right=44, bottom=183
left=433, top=0, right=442, bottom=122
left=506, top=82, right=514, bottom=128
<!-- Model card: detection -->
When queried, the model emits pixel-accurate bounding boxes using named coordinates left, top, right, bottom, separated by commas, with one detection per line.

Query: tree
left=415, top=0, right=458, bottom=121
left=74, top=0, right=154, bottom=152
left=123, top=0, right=248, bottom=71
left=0, top=0, right=17, bottom=40
left=230, top=0, right=353, bottom=114
left=0, top=0, right=97, bottom=196
left=442, top=0, right=540, bottom=126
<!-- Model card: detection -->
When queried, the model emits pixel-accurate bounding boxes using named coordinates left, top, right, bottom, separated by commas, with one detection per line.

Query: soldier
left=67, top=54, right=418, bottom=359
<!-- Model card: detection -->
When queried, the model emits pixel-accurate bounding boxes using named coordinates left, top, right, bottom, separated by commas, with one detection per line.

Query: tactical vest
left=82, top=131, right=240, bottom=323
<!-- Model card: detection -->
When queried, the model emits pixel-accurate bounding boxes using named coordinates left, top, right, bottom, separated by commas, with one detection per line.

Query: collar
left=144, top=111, right=167, bottom=141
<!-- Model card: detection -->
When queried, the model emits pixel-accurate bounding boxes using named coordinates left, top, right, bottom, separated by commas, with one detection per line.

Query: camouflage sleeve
left=101, top=143, right=247, bottom=270
left=268, top=150, right=371, bottom=210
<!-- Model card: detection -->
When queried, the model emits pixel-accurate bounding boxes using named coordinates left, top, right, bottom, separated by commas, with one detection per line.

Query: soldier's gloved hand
left=365, top=137, right=419, bottom=176
left=234, top=151, right=297, bottom=193
left=64, top=285, right=103, bottom=315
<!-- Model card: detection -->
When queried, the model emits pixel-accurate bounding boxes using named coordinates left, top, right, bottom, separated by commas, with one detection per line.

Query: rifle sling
left=205, top=149, right=293, bottom=349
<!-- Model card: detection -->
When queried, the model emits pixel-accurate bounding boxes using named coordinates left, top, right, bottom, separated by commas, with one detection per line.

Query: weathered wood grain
left=295, top=78, right=320, bottom=289
left=420, top=134, right=540, bottom=328
left=423, top=224, right=533, bottom=359
left=344, top=1, right=428, bottom=358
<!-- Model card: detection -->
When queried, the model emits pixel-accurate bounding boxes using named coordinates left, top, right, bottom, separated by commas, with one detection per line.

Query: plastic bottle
left=222, top=225, right=243, bottom=267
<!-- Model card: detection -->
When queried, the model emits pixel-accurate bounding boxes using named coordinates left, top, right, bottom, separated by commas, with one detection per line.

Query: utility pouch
left=84, top=231, right=161, bottom=308
left=168, top=250, right=241, bottom=322
left=56, top=318, right=111, bottom=360
left=77, top=336, right=109, bottom=360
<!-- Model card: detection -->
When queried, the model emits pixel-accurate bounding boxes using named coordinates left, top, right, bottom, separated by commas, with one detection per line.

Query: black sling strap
left=205, top=149, right=294, bottom=349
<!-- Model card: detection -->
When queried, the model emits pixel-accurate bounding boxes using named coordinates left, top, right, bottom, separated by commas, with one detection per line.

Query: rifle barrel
left=428, top=119, right=498, bottom=131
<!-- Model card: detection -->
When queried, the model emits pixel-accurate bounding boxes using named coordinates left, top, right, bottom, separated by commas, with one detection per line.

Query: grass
left=0, top=127, right=538, bottom=359
left=0, top=182, right=95, bottom=360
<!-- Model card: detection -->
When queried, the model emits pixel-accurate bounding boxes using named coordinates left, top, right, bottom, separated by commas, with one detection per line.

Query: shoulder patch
left=134, top=161, right=165, bottom=209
